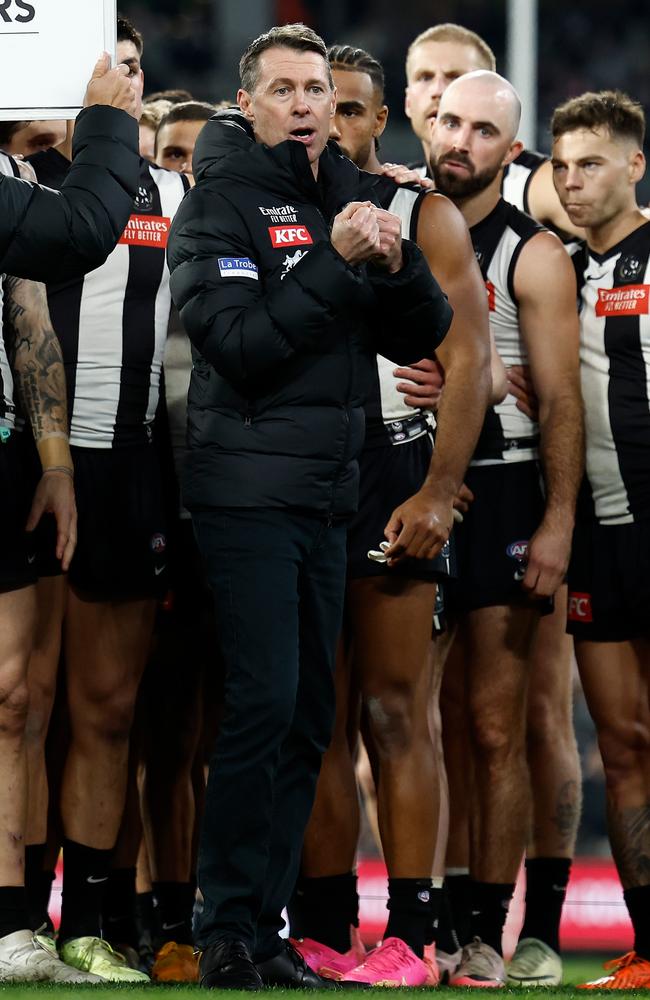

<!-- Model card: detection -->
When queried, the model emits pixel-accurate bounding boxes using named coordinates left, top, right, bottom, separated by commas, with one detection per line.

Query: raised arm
left=4, top=277, right=76, bottom=569
left=514, top=231, right=584, bottom=598
left=0, top=56, right=140, bottom=282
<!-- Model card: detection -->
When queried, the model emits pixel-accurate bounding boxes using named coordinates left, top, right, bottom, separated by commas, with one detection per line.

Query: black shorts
left=16, top=431, right=60, bottom=578
left=567, top=516, right=650, bottom=642
left=346, top=434, right=455, bottom=582
left=0, top=433, right=38, bottom=592
left=448, top=460, right=550, bottom=614
left=67, top=445, right=168, bottom=600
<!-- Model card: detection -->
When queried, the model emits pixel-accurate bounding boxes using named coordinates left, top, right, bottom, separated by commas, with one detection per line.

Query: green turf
left=0, top=957, right=637, bottom=999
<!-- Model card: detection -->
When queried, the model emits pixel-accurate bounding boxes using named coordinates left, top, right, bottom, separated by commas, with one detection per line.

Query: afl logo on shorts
left=150, top=533, right=166, bottom=554
left=506, top=540, right=528, bottom=560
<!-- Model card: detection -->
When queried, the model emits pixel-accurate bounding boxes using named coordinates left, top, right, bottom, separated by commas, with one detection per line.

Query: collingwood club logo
left=618, top=254, right=644, bottom=282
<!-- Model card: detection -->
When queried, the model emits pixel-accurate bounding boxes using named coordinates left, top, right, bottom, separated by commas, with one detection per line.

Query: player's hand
left=394, top=357, right=445, bottom=409
left=506, top=364, right=539, bottom=420
left=26, top=470, right=77, bottom=572
left=370, top=207, right=403, bottom=272
left=520, top=519, right=572, bottom=599
left=83, top=52, right=138, bottom=118
left=382, top=486, right=453, bottom=564
left=381, top=162, right=435, bottom=190
left=453, top=482, right=474, bottom=516
left=331, top=201, right=381, bottom=265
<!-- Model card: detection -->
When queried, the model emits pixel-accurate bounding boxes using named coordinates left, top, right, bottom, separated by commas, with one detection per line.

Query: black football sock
left=470, top=881, right=515, bottom=956
left=519, top=857, right=571, bottom=953
left=434, top=880, right=461, bottom=953
left=24, top=844, right=48, bottom=931
left=289, top=873, right=358, bottom=954
left=624, top=886, right=650, bottom=960
left=384, top=878, right=435, bottom=958
left=152, top=881, right=195, bottom=946
left=423, top=877, right=444, bottom=948
left=103, top=867, right=138, bottom=949
left=446, top=870, right=473, bottom=947
left=0, top=886, right=29, bottom=938
left=58, top=839, right=112, bottom=942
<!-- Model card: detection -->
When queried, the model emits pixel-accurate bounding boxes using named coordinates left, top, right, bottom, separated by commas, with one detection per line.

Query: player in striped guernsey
left=17, top=16, right=188, bottom=984
left=289, top=44, right=491, bottom=988
left=399, top=26, right=584, bottom=985
left=552, top=90, right=650, bottom=992
left=427, top=72, right=583, bottom=988
left=403, top=23, right=581, bottom=232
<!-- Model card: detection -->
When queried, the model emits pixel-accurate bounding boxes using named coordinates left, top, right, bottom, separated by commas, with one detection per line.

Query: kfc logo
left=568, top=592, right=593, bottom=623
left=268, top=225, right=313, bottom=248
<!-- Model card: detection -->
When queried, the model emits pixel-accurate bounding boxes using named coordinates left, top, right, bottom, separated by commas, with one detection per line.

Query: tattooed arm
left=4, top=276, right=77, bottom=569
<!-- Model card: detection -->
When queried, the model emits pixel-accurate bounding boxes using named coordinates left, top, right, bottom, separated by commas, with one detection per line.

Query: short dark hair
left=552, top=90, right=645, bottom=147
left=0, top=121, right=26, bottom=147
left=155, top=102, right=216, bottom=157
left=145, top=89, right=194, bottom=105
left=117, top=13, right=143, bottom=57
left=239, top=23, right=332, bottom=94
left=327, top=44, right=385, bottom=102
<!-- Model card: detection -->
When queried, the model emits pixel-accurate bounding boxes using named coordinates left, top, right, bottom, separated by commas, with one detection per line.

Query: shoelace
left=356, top=939, right=411, bottom=975
left=462, top=938, right=500, bottom=977
left=603, top=951, right=637, bottom=972
left=80, top=938, right=126, bottom=968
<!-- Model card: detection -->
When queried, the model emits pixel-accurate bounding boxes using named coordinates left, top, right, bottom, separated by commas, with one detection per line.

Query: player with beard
left=398, top=25, right=584, bottom=984
left=427, top=71, right=583, bottom=987
left=552, top=90, right=650, bottom=992
left=289, top=44, right=491, bottom=988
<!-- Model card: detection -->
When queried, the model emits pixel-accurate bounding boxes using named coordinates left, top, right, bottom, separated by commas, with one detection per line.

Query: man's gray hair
left=239, top=23, right=332, bottom=94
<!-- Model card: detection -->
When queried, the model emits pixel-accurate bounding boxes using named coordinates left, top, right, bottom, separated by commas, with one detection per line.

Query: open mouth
left=289, top=127, right=316, bottom=143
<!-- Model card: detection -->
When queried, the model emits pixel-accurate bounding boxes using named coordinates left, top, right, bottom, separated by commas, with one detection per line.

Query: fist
left=83, top=53, right=138, bottom=118
left=331, top=201, right=381, bottom=266
left=371, top=207, right=403, bottom=273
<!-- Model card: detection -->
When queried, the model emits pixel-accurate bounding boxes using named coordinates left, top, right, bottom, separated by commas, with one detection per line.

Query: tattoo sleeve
left=3, top=275, right=69, bottom=443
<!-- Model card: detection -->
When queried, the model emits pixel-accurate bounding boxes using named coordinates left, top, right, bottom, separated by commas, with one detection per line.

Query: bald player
left=398, top=26, right=583, bottom=986
left=427, top=71, right=583, bottom=987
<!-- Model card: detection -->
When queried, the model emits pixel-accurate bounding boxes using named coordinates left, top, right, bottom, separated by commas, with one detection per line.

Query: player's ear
left=503, top=139, right=524, bottom=168
left=629, top=149, right=645, bottom=185
left=374, top=105, right=389, bottom=139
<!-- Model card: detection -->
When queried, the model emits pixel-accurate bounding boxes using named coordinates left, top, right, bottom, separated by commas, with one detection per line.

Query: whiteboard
left=0, top=0, right=117, bottom=120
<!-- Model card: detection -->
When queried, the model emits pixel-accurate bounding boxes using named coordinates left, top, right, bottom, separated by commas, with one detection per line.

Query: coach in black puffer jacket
left=168, top=109, right=451, bottom=518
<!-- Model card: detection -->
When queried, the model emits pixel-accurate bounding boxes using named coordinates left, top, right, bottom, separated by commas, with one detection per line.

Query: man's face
left=156, top=119, right=207, bottom=180
left=5, top=120, right=66, bottom=156
left=430, top=80, right=520, bottom=199
left=238, top=46, right=336, bottom=169
left=329, top=67, right=387, bottom=167
left=117, top=39, right=144, bottom=120
left=552, top=127, right=645, bottom=231
left=405, top=40, right=487, bottom=147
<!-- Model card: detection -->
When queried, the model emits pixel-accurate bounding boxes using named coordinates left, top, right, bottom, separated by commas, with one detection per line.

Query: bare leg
left=0, top=586, right=36, bottom=886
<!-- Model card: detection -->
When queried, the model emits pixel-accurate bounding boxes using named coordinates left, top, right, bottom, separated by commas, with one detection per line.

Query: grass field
left=0, top=956, right=641, bottom=1000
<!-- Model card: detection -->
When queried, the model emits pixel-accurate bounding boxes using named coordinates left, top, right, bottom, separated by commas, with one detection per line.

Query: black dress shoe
left=199, top=938, right=263, bottom=990
left=256, top=940, right=339, bottom=989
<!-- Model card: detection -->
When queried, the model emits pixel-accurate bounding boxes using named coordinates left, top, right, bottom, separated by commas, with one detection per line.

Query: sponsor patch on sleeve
left=568, top=591, right=593, bottom=623
left=218, top=257, right=259, bottom=280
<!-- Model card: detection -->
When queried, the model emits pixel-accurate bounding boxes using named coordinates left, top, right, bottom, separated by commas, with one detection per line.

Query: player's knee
left=0, top=679, right=29, bottom=738
left=365, top=689, right=417, bottom=756
left=598, top=720, right=650, bottom=783
left=24, top=677, right=57, bottom=744
left=470, top=706, right=520, bottom=759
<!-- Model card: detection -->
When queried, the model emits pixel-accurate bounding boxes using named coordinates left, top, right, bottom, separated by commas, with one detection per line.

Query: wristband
left=37, top=435, right=73, bottom=473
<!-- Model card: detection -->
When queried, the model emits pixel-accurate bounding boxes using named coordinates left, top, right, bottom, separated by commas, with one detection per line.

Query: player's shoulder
left=500, top=197, right=546, bottom=241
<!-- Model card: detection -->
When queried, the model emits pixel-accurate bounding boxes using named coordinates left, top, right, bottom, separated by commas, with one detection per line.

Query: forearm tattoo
left=3, top=276, right=68, bottom=441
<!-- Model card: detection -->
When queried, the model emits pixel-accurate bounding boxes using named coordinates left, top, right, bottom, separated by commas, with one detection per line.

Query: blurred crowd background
left=119, top=0, right=650, bottom=859
left=122, top=0, right=650, bottom=196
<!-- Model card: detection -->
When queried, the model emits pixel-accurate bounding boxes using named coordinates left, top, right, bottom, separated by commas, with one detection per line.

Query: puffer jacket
left=168, top=109, right=452, bottom=516
left=0, top=106, right=139, bottom=282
